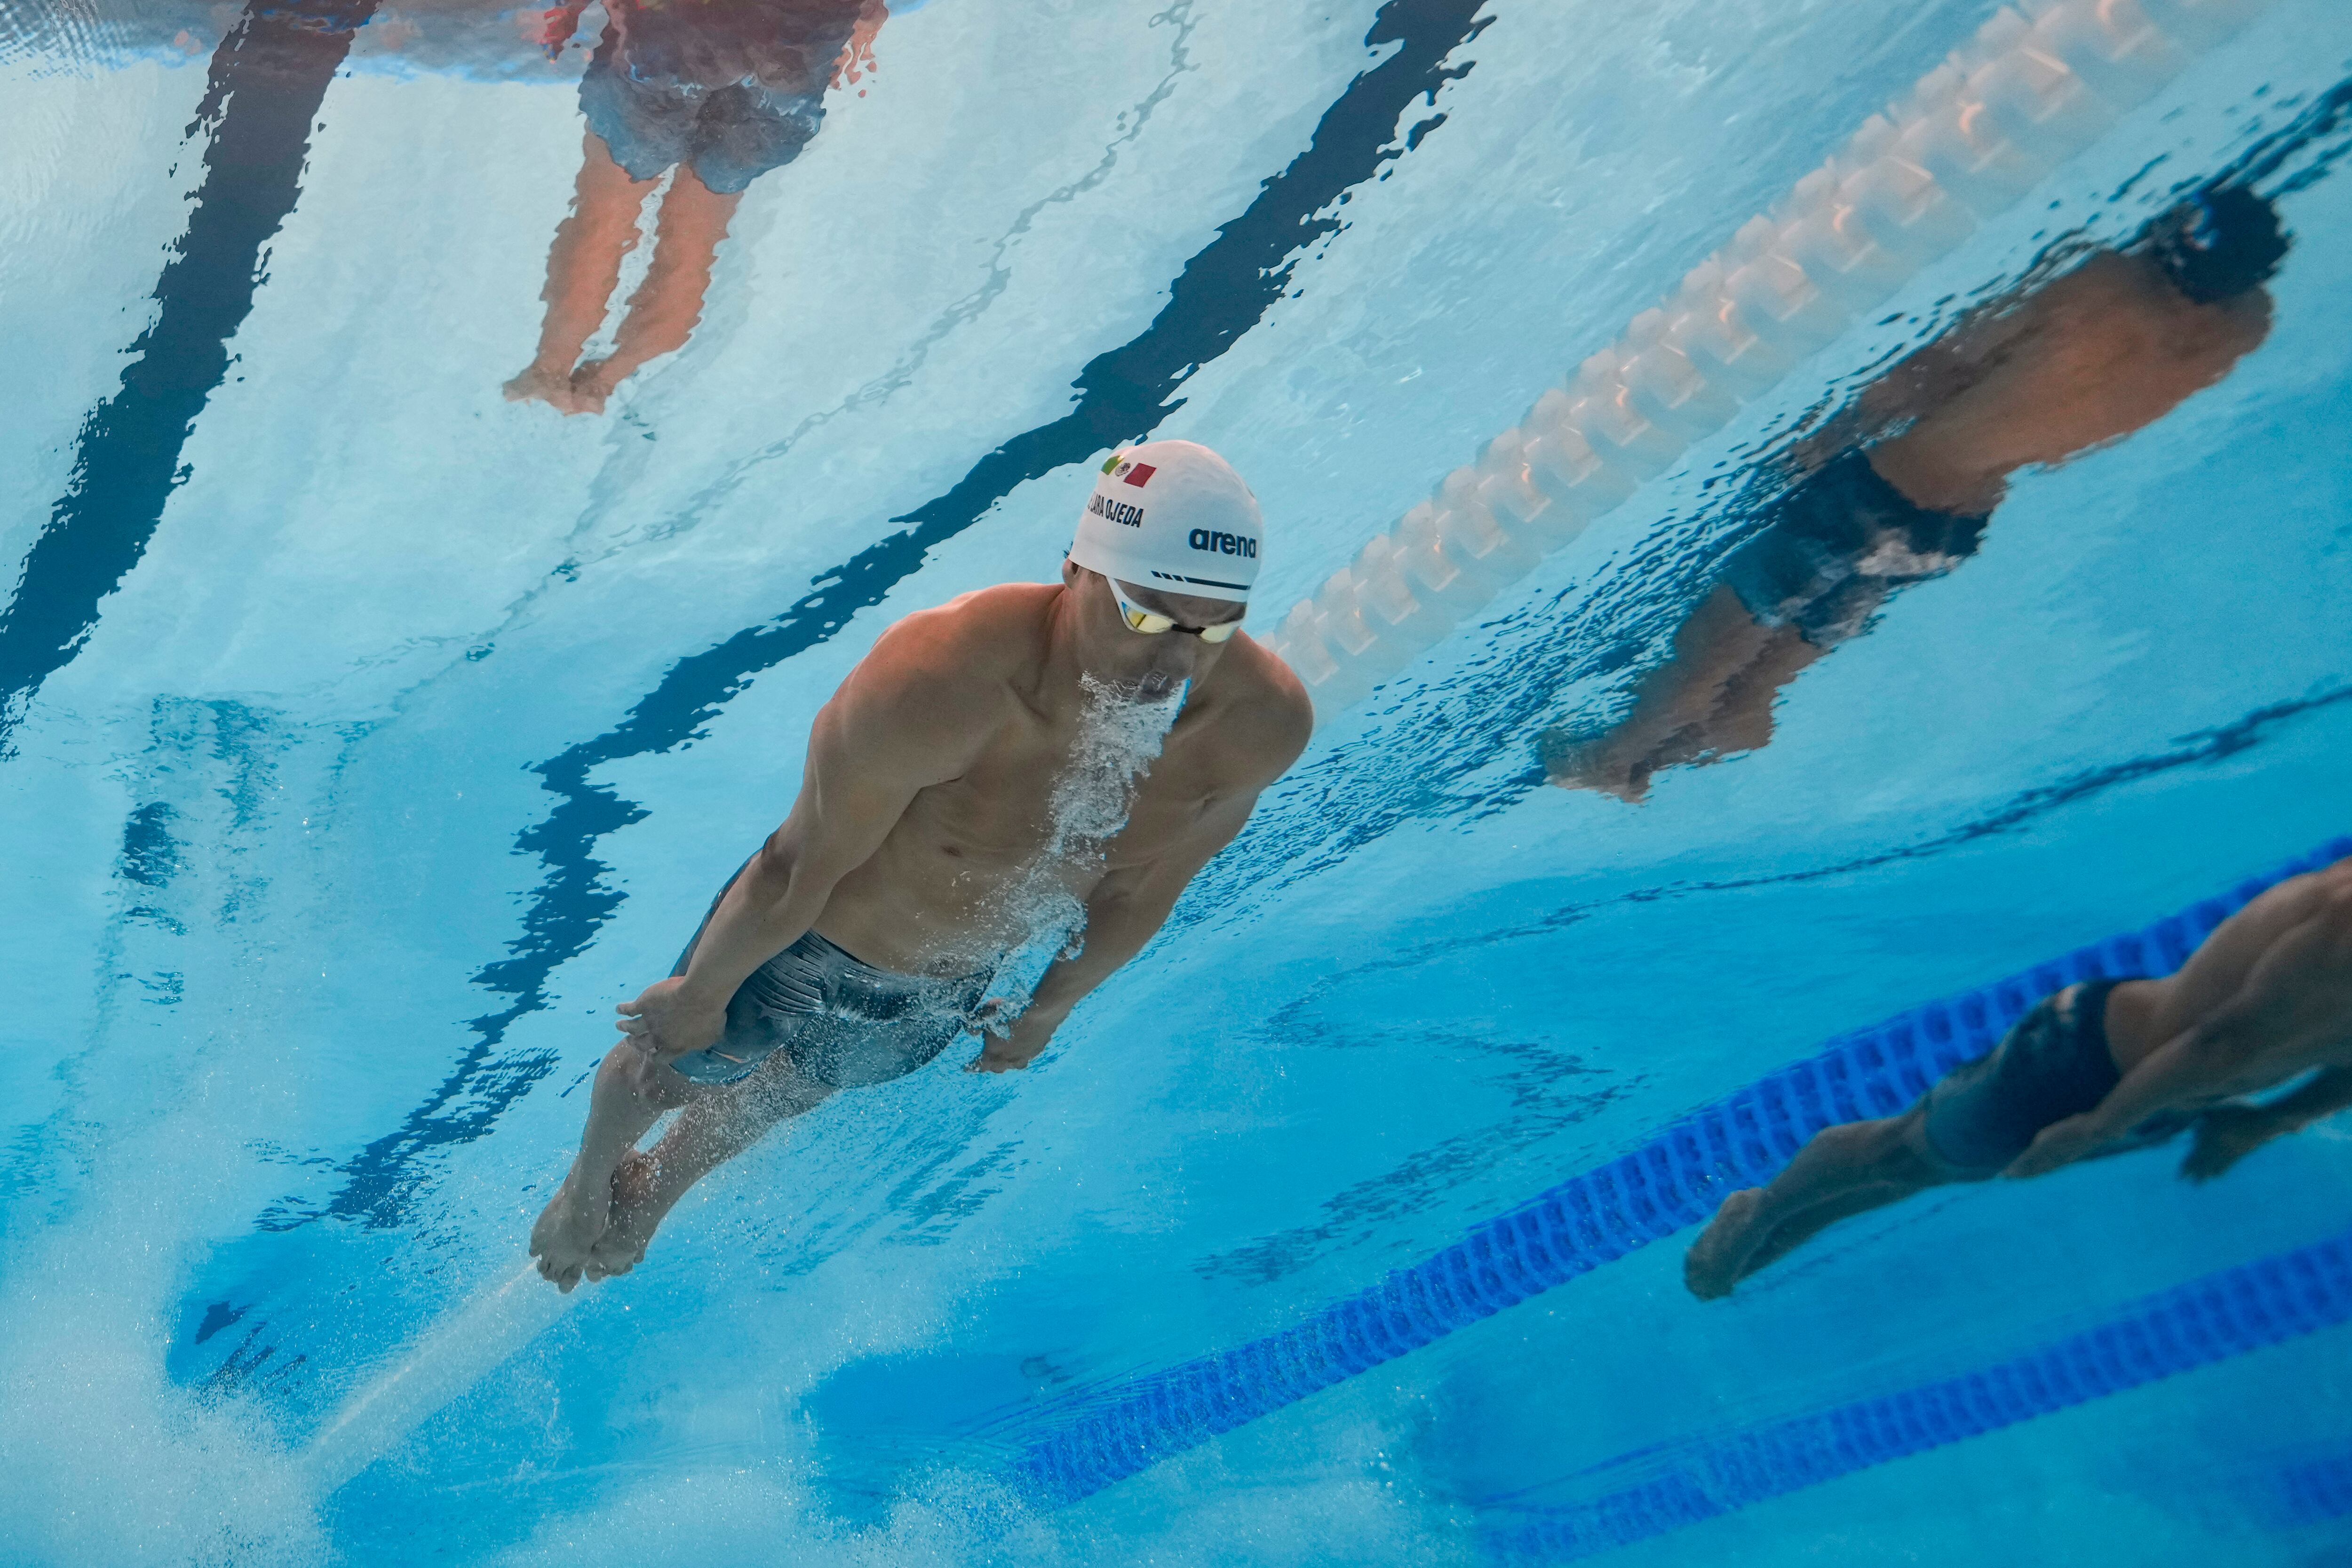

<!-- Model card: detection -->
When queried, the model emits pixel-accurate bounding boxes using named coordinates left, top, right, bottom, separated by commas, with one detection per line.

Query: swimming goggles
left=1108, top=577, right=1243, bottom=642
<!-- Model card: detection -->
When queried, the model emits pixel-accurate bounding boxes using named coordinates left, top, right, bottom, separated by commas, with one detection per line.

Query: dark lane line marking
left=0, top=0, right=383, bottom=747
left=297, top=0, right=1499, bottom=1230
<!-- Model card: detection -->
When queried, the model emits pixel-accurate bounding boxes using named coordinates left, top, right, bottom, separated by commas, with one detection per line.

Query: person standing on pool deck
left=530, top=441, right=1311, bottom=1290
left=1549, top=185, right=2290, bottom=800
left=1684, top=853, right=2352, bottom=1300
left=504, top=0, right=888, bottom=415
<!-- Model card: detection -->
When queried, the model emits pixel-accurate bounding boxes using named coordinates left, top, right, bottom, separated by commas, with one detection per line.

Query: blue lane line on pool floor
left=0, top=0, right=383, bottom=748
left=1002, top=837, right=2352, bottom=1506
left=1486, top=1223, right=2352, bottom=1562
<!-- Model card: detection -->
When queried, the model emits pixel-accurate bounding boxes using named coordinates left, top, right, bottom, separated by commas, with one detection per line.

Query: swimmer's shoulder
left=1200, top=634, right=1314, bottom=784
left=897, top=582, right=1057, bottom=677
left=849, top=584, right=1051, bottom=708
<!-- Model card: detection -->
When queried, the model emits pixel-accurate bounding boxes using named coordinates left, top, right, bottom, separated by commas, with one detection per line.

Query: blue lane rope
left=1488, top=1226, right=2352, bottom=1561
left=1007, top=837, right=2352, bottom=1506
left=2273, top=1450, right=2352, bottom=1528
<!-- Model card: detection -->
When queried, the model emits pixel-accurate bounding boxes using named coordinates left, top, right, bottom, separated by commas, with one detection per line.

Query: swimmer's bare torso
left=811, top=580, right=1307, bottom=980
left=621, top=563, right=1310, bottom=1079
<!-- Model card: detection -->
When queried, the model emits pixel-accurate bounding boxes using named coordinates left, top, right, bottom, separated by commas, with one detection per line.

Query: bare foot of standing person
left=503, top=361, right=590, bottom=414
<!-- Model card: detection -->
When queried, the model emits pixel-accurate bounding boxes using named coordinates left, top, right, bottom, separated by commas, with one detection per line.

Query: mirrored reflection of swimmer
left=1549, top=187, right=2291, bottom=801
left=1685, top=854, right=2352, bottom=1300
left=529, top=444, right=1311, bottom=1290
left=504, top=0, right=888, bottom=415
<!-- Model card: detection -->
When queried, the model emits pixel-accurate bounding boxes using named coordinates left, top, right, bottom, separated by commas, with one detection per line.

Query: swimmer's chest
left=903, top=708, right=1224, bottom=868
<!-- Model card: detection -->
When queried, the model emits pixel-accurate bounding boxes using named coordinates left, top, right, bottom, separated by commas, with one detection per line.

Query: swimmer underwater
left=531, top=441, right=1312, bottom=1290
left=1685, top=853, right=2352, bottom=1299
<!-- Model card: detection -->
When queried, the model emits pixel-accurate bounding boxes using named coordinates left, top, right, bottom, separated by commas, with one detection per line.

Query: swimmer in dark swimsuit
left=503, top=0, right=887, bottom=415
left=1548, top=185, right=2289, bottom=801
left=1684, top=853, right=2352, bottom=1300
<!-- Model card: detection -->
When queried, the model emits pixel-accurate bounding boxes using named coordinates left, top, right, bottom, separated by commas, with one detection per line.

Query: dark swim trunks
left=1921, top=978, right=2192, bottom=1175
left=1720, top=449, right=1992, bottom=649
left=577, top=25, right=827, bottom=195
left=665, top=873, right=989, bottom=1090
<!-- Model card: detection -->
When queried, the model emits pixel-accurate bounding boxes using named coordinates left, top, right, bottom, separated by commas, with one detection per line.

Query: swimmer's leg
left=1548, top=588, right=1795, bottom=801
left=588, top=1053, right=834, bottom=1279
left=570, top=163, right=742, bottom=410
left=531, top=1040, right=697, bottom=1291
left=1685, top=1108, right=1959, bottom=1300
left=505, top=131, right=659, bottom=412
left=1697, top=621, right=1824, bottom=758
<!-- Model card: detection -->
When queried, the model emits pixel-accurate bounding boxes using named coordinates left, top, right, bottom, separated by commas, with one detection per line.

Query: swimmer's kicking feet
left=530, top=442, right=1311, bottom=1289
left=1685, top=853, right=2352, bottom=1300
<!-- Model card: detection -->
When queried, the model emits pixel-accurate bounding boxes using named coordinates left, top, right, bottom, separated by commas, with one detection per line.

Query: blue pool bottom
left=1007, top=837, right=2352, bottom=1505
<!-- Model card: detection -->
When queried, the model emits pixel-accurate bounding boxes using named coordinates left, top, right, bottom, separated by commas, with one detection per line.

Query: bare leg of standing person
left=568, top=164, right=744, bottom=412
left=504, top=132, right=660, bottom=412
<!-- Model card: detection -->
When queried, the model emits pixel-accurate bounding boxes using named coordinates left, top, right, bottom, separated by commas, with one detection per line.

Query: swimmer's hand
left=615, top=976, right=727, bottom=1063
left=965, top=997, right=1058, bottom=1074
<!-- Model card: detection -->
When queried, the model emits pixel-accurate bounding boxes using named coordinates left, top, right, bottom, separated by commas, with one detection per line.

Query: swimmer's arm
left=2005, top=1015, right=2253, bottom=1178
left=2007, top=980, right=2304, bottom=1179
left=623, top=635, right=994, bottom=1059
left=971, top=790, right=1263, bottom=1071
left=2182, top=1066, right=2352, bottom=1182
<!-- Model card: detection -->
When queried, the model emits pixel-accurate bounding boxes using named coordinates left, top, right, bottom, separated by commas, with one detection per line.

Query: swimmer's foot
left=567, top=359, right=622, bottom=415
left=585, top=1150, right=669, bottom=1281
left=1684, top=1188, right=1770, bottom=1300
left=503, top=362, right=589, bottom=414
left=529, top=1163, right=614, bottom=1292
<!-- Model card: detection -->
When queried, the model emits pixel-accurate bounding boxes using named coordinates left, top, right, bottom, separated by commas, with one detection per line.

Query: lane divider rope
left=1263, top=0, right=2279, bottom=722
left=1005, top=836, right=2350, bottom=1505
left=1488, top=1225, right=2352, bottom=1560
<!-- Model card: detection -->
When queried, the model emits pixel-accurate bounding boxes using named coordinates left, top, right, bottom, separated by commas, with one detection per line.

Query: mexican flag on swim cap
left=1067, top=439, right=1263, bottom=605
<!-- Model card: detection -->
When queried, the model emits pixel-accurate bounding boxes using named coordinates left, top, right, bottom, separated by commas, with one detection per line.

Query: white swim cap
left=1066, top=439, right=1263, bottom=605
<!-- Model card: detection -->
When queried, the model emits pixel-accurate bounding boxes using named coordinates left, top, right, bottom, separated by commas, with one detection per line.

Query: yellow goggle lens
left=1116, top=589, right=1243, bottom=642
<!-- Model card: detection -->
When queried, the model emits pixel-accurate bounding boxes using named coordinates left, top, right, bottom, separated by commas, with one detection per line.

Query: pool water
left=2, top=1, right=2349, bottom=1564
